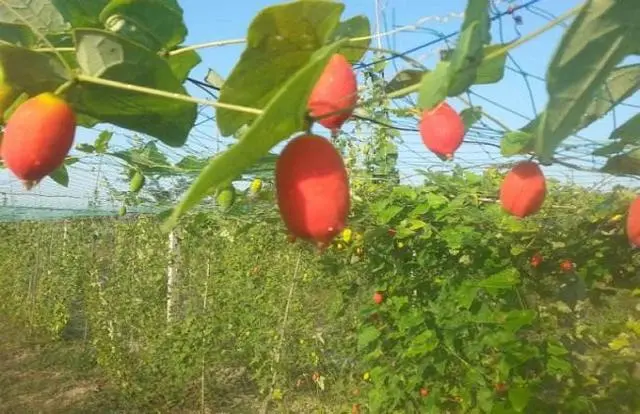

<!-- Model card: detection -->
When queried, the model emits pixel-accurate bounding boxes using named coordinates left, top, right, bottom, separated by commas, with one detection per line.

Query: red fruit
left=373, top=291, right=383, bottom=304
left=560, top=259, right=574, bottom=273
left=495, top=382, right=508, bottom=393
left=2, top=92, right=76, bottom=188
left=420, top=387, right=429, bottom=397
left=308, top=53, right=358, bottom=132
left=419, top=101, right=465, bottom=159
left=626, top=196, right=640, bottom=247
left=388, top=228, right=397, bottom=237
left=530, top=252, right=543, bottom=268
left=275, top=134, right=350, bottom=246
left=499, top=160, right=546, bottom=218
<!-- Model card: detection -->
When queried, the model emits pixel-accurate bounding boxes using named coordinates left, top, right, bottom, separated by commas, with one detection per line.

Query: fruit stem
left=54, top=80, right=76, bottom=97
left=75, top=74, right=263, bottom=116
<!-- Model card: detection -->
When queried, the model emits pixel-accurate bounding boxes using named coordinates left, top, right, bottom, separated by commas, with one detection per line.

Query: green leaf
left=547, top=356, right=573, bottom=375
left=48, top=164, right=69, bottom=187
left=461, top=0, right=491, bottom=45
left=0, top=23, right=36, bottom=46
left=110, top=141, right=173, bottom=175
left=610, top=113, right=640, bottom=142
left=592, top=140, right=626, bottom=156
left=99, top=0, right=187, bottom=51
left=504, top=310, right=535, bottom=332
left=447, top=21, right=483, bottom=96
left=476, top=268, right=520, bottom=290
left=0, top=0, right=66, bottom=34
left=357, top=325, right=381, bottom=350
left=417, top=61, right=449, bottom=110
left=205, top=68, right=224, bottom=89
left=475, top=43, right=508, bottom=84
left=215, top=0, right=344, bottom=136
left=581, top=64, right=640, bottom=128
left=460, top=106, right=482, bottom=132
left=72, top=28, right=197, bottom=147
left=167, top=50, right=201, bottom=83
left=404, top=329, right=438, bottom=357
left=0, top=45, right=68, bottom=94
left=601, top=148, right=640, bottom=175
left=501, top=131, right=533, bottom=157
left=162, top=42, right=345, bottom=231
left=331, top=15, right=371, bottom=63
left=547, top=340, right=569, bottom=356
left=94, top=130, right=112, bottom=153
left=384, top=69, right=424, bottom=95
left=508, top=386, right=531, bottom=412
left=535, top=0, right=638, bottom=161
left=51, top=0, right=108, bottom=27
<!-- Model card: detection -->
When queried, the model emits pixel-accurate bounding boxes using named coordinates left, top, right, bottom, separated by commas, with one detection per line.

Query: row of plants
left=1, top=169, right=639, bottom=413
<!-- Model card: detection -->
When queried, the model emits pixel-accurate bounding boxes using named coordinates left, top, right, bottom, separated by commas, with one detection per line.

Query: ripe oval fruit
left=626, top=196, right=640, bottom=247
left=419, top=101, right=465, bottom=160
left=560, top=259, right=574, bottom=273
left=307, top=53, right=358, bottom=132
left=420, top=387, right=429, bottom=397
left=2, top=92, right=76, bottom=187
left=499, top=160, right=546, bottom=218
left=530, top=252, right=543, bottom=268
left=373, top=291, right=383, bottom=304
left=275, top=134, right=350, bottom=246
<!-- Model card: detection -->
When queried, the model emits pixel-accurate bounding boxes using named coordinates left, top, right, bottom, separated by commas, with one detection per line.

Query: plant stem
left=54, top=80, right=76, bottom=97
left=76, top=74, right=263, bottom=116
left=169, top=38, right=246, bottom=56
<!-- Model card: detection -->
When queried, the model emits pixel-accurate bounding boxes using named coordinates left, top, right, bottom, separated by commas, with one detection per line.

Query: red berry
left=420, top=387, right=429, bottom=397
left=495, top=382, right=508, bottom=393
left=419, top=101, right=465, bottom=160
left=2, top=92, right=76, bottom=189
left=530, top=252, right=543, bottom=268
left=626, top=196, right=640, bottom=247
left=499, top=160, right=546, bottom=218
left=560, top=260, right=574, bottom=273
left=275, top=134, right=350, bottom=246
left=373, top=291, right=383, bottom=304
left=308, top=53, right=358, bottom=132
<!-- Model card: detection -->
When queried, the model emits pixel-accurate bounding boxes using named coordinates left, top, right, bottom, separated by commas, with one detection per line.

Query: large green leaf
left=51, top=0, right=108, bottom=27
left=162, top=41, right=345, bottom=231
left=417, top=61, right=449, bottom=110
left=99, top=0, right=187, bottom=51
left=601, top=148, right=640, bottom=175
left=385, top=69, right=424, bottom=95
left=501, top=131, right=533, bottom=157
left=0, top=44, right=68, bottom=94
left=581, top=63, right=640, bottom=127
left=0, top=22, right=35, bottom=46
left=215, top=0, right=344, bottom=136
left=72, top=28, right=197, bottom=146
left=475, top=43, right=508, bottom=85
left=167, top=50, right=201, bottom=83
left=0, top=0, right=66, bottom=35
left=610, top=113, right=640, bottom=142
left=331, top=15, right=371, bottom=63
left=535, top=0, right=639, bottom=161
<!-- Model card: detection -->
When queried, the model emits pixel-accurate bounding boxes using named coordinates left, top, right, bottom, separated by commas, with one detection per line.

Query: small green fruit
left=216, top=186, right=236, bottom=212
left=129, top=170, right=145, bottom=193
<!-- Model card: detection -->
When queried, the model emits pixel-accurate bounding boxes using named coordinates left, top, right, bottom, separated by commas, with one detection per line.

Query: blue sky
left=0, top=0, right=638, bottom=216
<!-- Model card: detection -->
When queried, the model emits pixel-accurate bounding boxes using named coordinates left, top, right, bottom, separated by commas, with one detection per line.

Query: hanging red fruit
left=275, top=134, right=350, bottom=247
left=307, top=53, right=358, bottom=132
left=530, top=252, right=543, bottom=268
left=560, top=259, right=574, bottom=273
left=499, top=160, right=546, bottom=218
left=626, top=196, right=640, bottom=247
left=373, top=291, right=383, bottom=304
left=1, top=92, right=76, bottom=189
left=419, top=101, right=465, bottom=160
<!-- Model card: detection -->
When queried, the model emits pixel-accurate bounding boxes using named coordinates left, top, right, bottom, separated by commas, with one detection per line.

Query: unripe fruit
left=216, top=185, right=236, bottom=212
left=1, top=93, right=76, bottom=188
left=626, top=196, right=640, bottom=247
left=499, top=160, right=546, bottom=218
left=373, top=291, right=383, bottom=304
left=249, top=177, right=262, bottom=194
left=129, top=170, right=145, bottom=193
left=275, top=134, right=350, bottom=246
left=307, top=53, right=358, bottom=132
left=419, top=101, right=465, bottom=160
